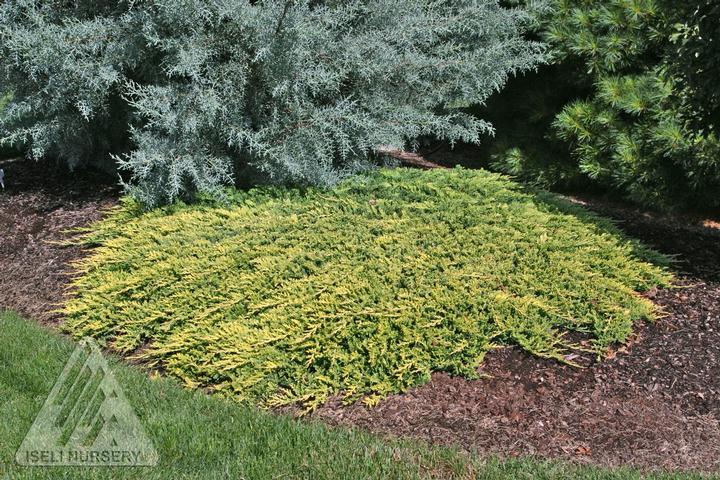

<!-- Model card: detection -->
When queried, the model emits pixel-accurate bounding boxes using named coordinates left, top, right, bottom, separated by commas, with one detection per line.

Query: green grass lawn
left=63, top=168, right=670, bottom=410
left=1, top=311, right=714, bottom=480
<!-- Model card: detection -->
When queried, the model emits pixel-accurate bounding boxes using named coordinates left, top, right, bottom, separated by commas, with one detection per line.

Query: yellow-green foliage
left=64, top=168, right=671, bottom=410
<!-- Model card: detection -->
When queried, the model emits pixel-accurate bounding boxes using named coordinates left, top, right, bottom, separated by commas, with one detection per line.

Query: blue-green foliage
left=0, top=1, right=542, bottom=206
left=0, top=91, right=13, bottom=157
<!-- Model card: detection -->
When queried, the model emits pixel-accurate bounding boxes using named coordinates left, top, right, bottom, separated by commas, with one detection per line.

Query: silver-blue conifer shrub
left=0, top=0, right=542, bottom=206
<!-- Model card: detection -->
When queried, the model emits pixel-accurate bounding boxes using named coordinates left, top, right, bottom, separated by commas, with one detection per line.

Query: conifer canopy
left=0, top=1, right=542, bottom=206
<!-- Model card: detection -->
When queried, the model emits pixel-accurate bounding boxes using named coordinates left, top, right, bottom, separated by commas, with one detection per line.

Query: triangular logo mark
left=15, top=338, right=159, bottom=466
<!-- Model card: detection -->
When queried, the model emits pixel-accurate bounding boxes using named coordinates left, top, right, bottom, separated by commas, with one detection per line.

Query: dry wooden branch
left=375, top=146, right=449, bottom=170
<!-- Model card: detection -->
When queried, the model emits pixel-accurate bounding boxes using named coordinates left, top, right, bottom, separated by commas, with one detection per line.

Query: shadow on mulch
left=0, top=157, right=119, bottom=324
left=2, top=155, right=719, bottom=473
left=570, top=197, right=720, bottom=282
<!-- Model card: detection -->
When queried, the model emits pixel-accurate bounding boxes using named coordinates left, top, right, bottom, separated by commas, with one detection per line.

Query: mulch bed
left=312, top=281, right=720, bottom=473
left=2, top=156, right=719, bottom=473
left=0, top=158, right=118, bottom=324
left=310, top=176, right=720, bottom=473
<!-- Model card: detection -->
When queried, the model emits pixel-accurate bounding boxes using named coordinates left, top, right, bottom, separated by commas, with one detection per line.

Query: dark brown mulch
left=0, top=157, right=118, bottom=324
left=2, top=156, right=720, bottom=473
left=561, top=194, right=720, bottom=283
left=310, top=198, right=720, bottom=473
left=311, top=280, right=720, bottom=473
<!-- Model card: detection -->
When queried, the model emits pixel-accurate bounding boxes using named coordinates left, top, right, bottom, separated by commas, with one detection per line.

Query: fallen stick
left=375, top=146, right=449, bottom=170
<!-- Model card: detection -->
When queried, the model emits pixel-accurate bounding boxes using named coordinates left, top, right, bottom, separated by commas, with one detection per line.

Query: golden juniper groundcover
left=64, top=168, right=671, bottom=410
